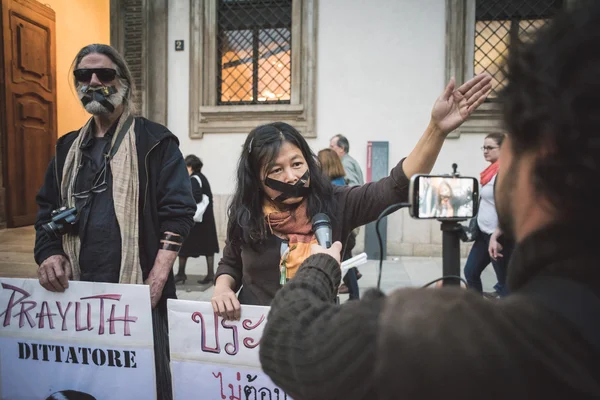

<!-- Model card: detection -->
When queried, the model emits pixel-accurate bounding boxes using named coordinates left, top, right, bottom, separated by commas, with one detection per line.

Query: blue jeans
left=343, top=268, right=360, bottom=300
left=464, top=232, right=509, bottom=296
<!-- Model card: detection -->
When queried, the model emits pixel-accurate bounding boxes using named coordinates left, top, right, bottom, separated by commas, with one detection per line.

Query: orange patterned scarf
left=263, top=200, right=317, bottom=283
left=480, top=161, right=499, bottom=186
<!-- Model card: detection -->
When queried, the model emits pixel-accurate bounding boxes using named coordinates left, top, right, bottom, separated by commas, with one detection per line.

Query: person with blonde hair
left=318, top=148, right=346, bottom=186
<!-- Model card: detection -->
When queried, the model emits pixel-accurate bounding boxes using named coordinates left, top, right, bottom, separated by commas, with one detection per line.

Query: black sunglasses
left=74, top=68, right=117, bottom=83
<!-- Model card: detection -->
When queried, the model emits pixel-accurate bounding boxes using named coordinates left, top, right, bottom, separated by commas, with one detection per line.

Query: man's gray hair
left=333, top=134, right=350, bottom=154
left=70, top=43, right=137, bottom=114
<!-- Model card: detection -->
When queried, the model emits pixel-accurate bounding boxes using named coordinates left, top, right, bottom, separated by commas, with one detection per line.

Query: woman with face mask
left=212, top=74, right=492, bottom=320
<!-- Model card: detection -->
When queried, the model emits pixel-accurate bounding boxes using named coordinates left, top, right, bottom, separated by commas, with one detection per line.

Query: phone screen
left=414, top=176, right=477, bottom=219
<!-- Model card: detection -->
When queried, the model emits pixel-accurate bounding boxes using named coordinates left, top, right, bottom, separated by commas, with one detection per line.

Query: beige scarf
left=263, top=200, right=317, bottom=282
left=61, top=112, right=143, bottom=284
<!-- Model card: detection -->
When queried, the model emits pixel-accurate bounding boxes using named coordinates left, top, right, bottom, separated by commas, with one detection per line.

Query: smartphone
left=409, top=174, right=479, bottom=219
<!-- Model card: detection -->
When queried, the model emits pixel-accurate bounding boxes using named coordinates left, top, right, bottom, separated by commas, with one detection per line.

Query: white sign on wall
left=0, top=278, right=156, bottom=400
left=168, top=300, right=291, bottom=399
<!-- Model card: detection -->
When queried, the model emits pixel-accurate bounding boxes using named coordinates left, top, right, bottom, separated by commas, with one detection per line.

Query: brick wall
left=123, top=0, right=145, bottom=114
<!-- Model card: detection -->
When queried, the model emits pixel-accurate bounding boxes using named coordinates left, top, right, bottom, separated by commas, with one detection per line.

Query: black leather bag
left=461, top=218, right=480, bottom=242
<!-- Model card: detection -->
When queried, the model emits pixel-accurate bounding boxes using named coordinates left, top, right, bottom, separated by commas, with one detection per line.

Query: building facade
left=0, top=0, right=110, bottom=229
left=0, top=0, right=574, bottom=257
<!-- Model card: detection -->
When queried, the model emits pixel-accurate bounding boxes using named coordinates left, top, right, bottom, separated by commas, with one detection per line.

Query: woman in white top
left=464, top=133, right=511, bottom=297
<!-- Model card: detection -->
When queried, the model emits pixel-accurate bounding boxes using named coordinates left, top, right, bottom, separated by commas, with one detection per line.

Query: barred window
left=217, top=0, right=292, bottom=105
left=474, top=0, right=563, bottom=98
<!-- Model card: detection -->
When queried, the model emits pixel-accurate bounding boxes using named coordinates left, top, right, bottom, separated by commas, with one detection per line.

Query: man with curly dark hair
left=259, top=2, right=600, bottom=399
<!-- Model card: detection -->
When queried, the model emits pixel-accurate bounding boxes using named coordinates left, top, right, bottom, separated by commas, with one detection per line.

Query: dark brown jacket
left=216, top=160, right=409, bottom=305
left=259, top=224, right=600, bottom=399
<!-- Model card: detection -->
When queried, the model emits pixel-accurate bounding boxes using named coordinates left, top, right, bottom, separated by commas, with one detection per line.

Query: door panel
left=11, top=12, right=51, bottom=90
left=2, top=0, right=57, bottom=227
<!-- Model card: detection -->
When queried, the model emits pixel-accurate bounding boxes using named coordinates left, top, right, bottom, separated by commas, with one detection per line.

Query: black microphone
left=312, top=213, right=332, bottom=248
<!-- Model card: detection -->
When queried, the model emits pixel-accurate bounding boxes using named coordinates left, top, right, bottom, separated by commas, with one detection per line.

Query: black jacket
left=34, top=117, right=196, bottom=303
left=259, top=224, right=600, bottom=399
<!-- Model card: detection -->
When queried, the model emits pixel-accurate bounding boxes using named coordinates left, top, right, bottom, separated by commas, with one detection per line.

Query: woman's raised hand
left=431, top=74, right=493, bottom=135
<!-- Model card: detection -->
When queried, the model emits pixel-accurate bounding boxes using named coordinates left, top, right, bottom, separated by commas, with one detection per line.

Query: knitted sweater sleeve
left=259, top=254, right=385, bottom=400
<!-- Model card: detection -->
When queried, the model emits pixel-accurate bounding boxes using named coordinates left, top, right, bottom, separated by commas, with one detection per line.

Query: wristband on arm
left=160, top=243, right=182, bottom=252
left=160, top=232, right=183, bottom=252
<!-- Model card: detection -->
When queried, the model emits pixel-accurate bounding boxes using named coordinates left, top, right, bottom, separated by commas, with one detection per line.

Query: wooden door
left=0, top=0, right=57, bottom=227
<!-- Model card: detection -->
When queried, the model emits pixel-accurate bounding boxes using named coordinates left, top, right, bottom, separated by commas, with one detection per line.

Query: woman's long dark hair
left=228, top=122, right=335, bottom=248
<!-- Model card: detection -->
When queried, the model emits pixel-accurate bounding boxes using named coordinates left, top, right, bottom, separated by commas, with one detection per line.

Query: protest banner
left=168, top=300, right=291, bottom=399
left=0, top=278, right=156, bottom=400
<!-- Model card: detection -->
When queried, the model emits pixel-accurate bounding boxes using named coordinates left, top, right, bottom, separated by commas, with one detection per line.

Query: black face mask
left=80, top=85, right=118, bottom=113
left=264, top=170, right=311, bottom=202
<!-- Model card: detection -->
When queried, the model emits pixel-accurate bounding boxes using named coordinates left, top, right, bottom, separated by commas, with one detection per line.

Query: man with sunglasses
left=33, top=44, right=195, bottom=400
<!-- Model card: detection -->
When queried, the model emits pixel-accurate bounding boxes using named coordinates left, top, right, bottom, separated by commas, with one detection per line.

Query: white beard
left=78, top=85, right=127, bottom=116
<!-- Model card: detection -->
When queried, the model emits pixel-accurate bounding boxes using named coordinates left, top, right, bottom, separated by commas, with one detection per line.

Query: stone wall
left=112, top=0, right=472, bottom=257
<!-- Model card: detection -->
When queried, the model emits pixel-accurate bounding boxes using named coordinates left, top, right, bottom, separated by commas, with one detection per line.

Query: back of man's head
left=497, top=1, right=600, bottom=233
left=333, top=134, right=350, bottom=154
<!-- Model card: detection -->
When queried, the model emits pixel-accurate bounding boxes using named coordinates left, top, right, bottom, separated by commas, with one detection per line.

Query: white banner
left=0, top=278, right=156, bottom=400
left=168, top=300, right=292, bottom=399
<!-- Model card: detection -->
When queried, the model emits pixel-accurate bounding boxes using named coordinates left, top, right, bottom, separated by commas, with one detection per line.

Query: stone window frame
left=444, top=0, right=580, bottom=137
left=189, top=0, right=317, bottom=139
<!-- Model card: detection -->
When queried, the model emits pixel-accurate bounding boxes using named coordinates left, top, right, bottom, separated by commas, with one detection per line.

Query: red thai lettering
left=242, top=314, right=265, bottom=349
left=192, top=311, right=221, bottom=354
left=221, top=319, right=239, bottom=356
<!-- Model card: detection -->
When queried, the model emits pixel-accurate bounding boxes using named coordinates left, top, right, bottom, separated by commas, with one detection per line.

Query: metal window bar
left=217, top=0, right=293, bottom=105
left=474, top=0, right=563, bottom=98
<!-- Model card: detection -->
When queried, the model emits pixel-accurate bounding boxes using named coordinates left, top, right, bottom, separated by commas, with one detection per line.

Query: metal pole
left=441, top=221, right=462, bottom=287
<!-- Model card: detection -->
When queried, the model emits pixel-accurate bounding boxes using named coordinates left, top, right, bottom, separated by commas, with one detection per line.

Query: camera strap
left=106, top=115, right=135, bottom=161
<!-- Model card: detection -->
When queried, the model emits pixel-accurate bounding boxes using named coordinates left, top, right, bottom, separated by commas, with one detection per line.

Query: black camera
left=41, top=206, right=79, bottom=240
